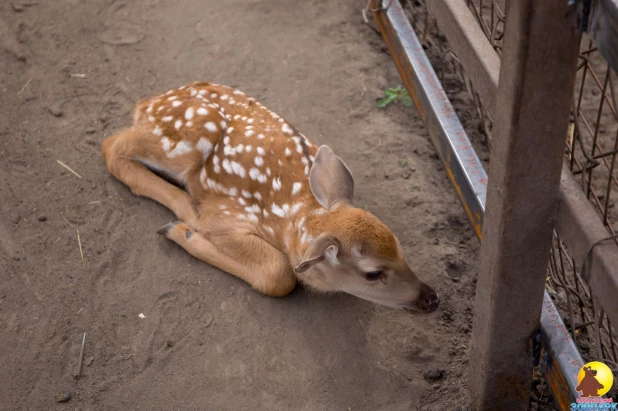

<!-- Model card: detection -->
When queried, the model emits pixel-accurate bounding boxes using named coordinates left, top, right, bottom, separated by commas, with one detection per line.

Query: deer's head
left=294, top=146, right=439, bottom=313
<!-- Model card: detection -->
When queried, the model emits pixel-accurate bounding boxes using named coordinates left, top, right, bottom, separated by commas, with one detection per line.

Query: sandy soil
left=0, top=1, right=482, bottom=409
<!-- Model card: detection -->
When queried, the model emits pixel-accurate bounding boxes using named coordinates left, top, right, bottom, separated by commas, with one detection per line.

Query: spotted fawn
left=102, top=82, right=439, bottom=313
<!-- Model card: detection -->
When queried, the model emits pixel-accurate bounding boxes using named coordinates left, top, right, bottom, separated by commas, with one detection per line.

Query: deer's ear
left=294, top=234, right=342, bottom=274
left=309, top=145, right=354, bottom=210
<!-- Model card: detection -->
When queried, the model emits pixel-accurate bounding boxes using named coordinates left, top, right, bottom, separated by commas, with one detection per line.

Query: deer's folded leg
left=158, top=220, right=297, bottom=297
left=102, top=129, right=200, bottom=227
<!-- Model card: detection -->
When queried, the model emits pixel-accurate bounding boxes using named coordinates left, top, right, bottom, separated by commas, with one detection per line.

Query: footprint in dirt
left=0, top=16, right=26, bottom=61
left=97, top=1, right=146, bottom=45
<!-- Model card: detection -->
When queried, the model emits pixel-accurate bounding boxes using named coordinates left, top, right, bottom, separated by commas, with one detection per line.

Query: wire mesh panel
left=569, top=47, right=618, bottom=235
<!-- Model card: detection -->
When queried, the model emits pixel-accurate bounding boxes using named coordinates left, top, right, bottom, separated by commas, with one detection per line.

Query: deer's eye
left=365, top=271, right=383, bottom=281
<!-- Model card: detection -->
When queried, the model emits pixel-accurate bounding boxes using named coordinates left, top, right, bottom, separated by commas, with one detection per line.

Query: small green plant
left=377, top=85, right=413, bottom=108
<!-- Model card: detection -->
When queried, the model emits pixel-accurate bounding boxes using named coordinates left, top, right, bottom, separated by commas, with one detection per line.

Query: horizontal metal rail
left=424, top=0, right=618, bottom=331
left=368, top=0, right=584, bottom=406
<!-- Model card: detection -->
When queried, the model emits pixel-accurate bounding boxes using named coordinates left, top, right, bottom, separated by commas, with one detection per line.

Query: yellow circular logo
left=576, top=361, right=614, bottom=397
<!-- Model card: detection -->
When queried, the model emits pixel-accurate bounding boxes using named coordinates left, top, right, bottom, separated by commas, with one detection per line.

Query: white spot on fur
left=278, top=159, right=283, bottom=166
left=290, top=202, right=303, bottom=215
left=272, top=178, right=282, bottom=191
left=172, top=100, right=182, bottom=107
left=257, top=147, right=266, bottom=156
left=231, top=161, right=246, bottom=178
left=185, top=107, right=195, bottom=120
left=292, top=182, right=302, bottom=195
left=162, top=116, right=173, bottom=122
left=271, top=204, right=285, bottom=217
left=285, top=148, right=291, bottom=157
left=174, top=120, right=183, bottom=129
left=160, top=137, right=171, bottom=151
left=222, top=159, right=232, bottom=174
left=153, top=126, right=162, bottom=136
left=258, top=134, right=265, bottom=140
left=197, top=107, right=208, bottom=115
left=197, top=138, right=213, bottom=160
left=253, top=192, right=262, bottom=201
left=167, top=141, right=192, bottom=158
left=249, top=168, right=267, bottom=183
left=254, top=156, right=264, bottom=167
left=221, top=94, right=229, bottom=101
left=245, top=145, right=252, bottom=152
left=245, top=130, right=255, bottom=137
left=247, top=213, right=259, bottom=223
left=205, top=122, right=218, bottom=133
left=223, top=145, right=236, bottom=156
left=245, top=204, right=261, bottom=214
left=282, top=123, right=293, bottom=135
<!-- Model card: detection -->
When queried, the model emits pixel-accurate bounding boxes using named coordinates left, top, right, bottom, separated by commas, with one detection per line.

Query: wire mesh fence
left=402, top=0, right=618, bottom=393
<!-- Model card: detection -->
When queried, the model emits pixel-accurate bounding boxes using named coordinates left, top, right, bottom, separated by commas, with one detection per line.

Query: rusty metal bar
left=468, top=1, right=581, bottom=408
left=367, top=0, right=585, bottom=408
left=425, top=0, right=500, bottom=111
left=539, top=290, right=585, bottom=406
left=370, top=0, right=487, bottom=239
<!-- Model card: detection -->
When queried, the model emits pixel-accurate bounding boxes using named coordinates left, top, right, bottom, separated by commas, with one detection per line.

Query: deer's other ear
left=309, top=145, right=354, bottom=210
left=294, top=234, right=342, bottom=274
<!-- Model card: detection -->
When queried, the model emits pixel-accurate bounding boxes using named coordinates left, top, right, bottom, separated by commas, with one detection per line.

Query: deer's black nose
left=417, top=284, right=440, bottom=313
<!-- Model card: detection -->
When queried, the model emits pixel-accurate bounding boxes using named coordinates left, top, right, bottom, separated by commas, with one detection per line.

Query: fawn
left=102, top=82, right=439, bottom=313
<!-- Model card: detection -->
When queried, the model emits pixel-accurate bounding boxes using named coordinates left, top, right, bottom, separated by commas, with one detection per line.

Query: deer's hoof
left=156, top=221, right=180, bottom=236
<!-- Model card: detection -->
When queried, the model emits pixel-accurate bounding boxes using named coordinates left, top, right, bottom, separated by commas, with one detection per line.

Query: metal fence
left=442, top=0, right=618, bottom=379
left=366, top=0, right=618, bottom=408
left=457, top=0, right=618, bottom=378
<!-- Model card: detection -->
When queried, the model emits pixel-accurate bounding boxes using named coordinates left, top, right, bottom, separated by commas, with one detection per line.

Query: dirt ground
left=0, top=1, right=482, bottom=409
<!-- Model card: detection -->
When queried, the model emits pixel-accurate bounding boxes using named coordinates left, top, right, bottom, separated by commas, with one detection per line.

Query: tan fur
left=102, top=81, right=439, bottom=313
